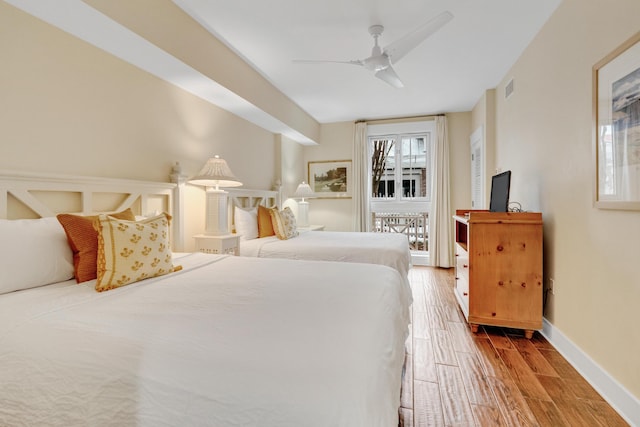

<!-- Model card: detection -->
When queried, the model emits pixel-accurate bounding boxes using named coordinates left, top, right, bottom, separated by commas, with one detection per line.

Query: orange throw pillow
left=57, top=208, right=135, bottom=283
left=257, top=205, right=276, bottom=238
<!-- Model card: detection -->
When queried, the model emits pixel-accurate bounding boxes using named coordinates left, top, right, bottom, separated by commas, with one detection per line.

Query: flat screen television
left=489, top=170, right=511, bottom=212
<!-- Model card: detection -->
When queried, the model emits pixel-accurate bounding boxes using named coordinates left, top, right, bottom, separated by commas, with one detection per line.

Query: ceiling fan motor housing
left=368, top=24, right=384, bottom=37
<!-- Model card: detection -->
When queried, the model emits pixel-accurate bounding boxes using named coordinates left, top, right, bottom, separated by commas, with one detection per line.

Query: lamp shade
left=189, top=155, right=242, bottom=189
left=189, top=155, right=242, bottom=236
left=293, top=181, right=314, bottom=200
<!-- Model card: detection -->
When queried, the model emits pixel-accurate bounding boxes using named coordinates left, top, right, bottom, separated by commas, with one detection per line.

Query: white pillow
left=234, top=207, right=259, bottom=240
left=0, top=217, right=74, bottom=294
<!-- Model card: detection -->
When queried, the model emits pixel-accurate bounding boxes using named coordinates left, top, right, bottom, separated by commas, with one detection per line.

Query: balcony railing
left=373, top=212, right=428, bottom=252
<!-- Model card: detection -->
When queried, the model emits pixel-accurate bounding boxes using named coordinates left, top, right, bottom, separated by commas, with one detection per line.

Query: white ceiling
left=9, top=0, right=561, bottom=141
left=174, top=0, right=562, bottom=123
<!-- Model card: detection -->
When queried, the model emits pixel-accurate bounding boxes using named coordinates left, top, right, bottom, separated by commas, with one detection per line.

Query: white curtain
left=352, top=122, right=370, bottom=231
left=429, top=116, right=453, bottom=267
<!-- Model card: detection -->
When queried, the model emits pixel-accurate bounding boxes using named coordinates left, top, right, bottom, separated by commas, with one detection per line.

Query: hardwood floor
left=399, top=266, right=629, bottom=427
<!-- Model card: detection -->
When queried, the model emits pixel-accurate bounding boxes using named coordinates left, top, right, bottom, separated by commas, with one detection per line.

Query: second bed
left=228, top=188, right=412, bottom=282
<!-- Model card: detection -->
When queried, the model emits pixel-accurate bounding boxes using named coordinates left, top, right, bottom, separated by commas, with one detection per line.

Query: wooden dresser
left=453, top=209, right=543, bottom=338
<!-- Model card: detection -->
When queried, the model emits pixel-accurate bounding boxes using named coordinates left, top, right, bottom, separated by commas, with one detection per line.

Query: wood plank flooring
left=399, top=266, right=629, bottom=427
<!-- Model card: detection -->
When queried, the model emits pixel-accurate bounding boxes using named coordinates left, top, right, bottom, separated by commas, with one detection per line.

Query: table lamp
left=189, top=155, right=242, bottom=235
left=293, top=181, right=314, bottom=227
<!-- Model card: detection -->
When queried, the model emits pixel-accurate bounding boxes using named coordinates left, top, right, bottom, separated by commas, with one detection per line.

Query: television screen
left=489, top=170, right=511, bottom=212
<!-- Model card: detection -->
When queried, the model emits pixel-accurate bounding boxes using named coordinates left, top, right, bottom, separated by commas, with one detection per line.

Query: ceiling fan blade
left=292, top=59, right=363, bottom=66
left=384, top=11, right=453, bottom=64
left=375, top=66, right=404, bottom=88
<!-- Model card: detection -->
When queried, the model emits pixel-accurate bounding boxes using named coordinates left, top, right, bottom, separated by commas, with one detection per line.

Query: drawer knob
left=463, top=264, right=468, bottom=268
left=463, top=292, right=468, bottom=296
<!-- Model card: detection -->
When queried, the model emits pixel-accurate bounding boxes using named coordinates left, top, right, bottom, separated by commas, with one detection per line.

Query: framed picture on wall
left=308, top=160, right=352, bottom=198
left=593, top=31, right=640, bottom=210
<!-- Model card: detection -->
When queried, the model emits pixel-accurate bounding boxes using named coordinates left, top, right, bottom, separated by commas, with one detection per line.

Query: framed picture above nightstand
left=194, top=234, right=240, bottom=255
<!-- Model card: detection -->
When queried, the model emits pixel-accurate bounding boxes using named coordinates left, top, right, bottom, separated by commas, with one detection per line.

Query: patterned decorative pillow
left=94, top=213, right=176, bottom=292
left=257, top=205, right=276, bottom=238
left=269, top=207, right=299, bottom=240
left=57, top=208, right=136, bottom=283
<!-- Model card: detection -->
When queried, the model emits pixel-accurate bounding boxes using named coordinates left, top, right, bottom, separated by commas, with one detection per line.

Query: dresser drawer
left=454, top=244, right=470, bottom=317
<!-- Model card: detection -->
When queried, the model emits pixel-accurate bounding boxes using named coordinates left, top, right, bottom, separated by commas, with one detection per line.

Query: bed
left=241, top=230, right=412, bottom=280
left=0, top=170, right=411, bottom=427
left=227, top=188, right=412, bottom=281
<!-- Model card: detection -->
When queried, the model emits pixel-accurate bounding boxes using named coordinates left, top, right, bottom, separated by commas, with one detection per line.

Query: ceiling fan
left=293, top=11, right=453, bottom=89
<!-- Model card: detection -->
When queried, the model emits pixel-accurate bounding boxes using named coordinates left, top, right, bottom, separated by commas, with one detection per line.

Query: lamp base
left=204, top=188, right=229, bottom=235
left=297, top=200, right=309, bottom=227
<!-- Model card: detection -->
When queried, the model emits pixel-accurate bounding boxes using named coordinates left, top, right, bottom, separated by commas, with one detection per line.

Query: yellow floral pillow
left=94, top=213, right=176, bottom=292
left=269, top=207, right=299, bottom=240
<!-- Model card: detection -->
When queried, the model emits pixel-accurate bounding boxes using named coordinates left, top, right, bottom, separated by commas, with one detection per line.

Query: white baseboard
left=541, top=318, right=639, bottom=426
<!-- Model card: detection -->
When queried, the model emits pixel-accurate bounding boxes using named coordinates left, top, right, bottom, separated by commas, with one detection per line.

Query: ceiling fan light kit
left=293, top=11, right=453, bottom=88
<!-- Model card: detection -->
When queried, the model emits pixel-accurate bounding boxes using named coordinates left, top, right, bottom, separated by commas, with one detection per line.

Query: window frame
left=368, top=133, right=431, bottom=202
left=367, top=120, right=435, bottom=216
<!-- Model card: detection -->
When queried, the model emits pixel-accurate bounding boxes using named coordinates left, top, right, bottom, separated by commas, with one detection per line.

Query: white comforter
left=240, top=231, right=411, bottom=280
left=0, top=253, right=410, bottom=427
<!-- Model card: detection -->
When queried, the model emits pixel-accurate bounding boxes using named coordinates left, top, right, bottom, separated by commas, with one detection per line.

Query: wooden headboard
left=0, top=169, right=185, bottom=251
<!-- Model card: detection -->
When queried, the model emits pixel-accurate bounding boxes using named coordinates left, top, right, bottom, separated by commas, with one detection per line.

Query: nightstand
left=298, top=225, right=325, bottom=232
left=194, top=234, right=240, bottom=255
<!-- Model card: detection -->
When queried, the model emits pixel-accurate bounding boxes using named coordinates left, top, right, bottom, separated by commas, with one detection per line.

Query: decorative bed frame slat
left=5, top=188, right=56, bottom=218
left=0, top=169, right=289, bottom=251
left=0, top=170, right=185, bottom=251
left=227, top=188, right=280, bottom=210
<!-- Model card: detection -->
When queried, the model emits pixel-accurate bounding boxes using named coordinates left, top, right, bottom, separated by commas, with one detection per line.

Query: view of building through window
left=369, top=132, right=431, bottom=263
left=370, top=134, right=430, bottom=200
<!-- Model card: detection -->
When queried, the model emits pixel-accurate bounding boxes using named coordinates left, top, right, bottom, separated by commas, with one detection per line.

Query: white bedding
left=0, top=253, right=410, bottom=427
left=240, top=231, right=412, bottom=280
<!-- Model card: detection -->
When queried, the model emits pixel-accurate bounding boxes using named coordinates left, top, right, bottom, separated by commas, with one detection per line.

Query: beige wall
left=277, top=134, right=306, bottom=199
left=85, top=0, right=320, bottom=144
left=0, top=2, right=279, bottom=251
left=447, top=112, right=473, bottom=213
left=470, top=89, right=496, bottom=207
left=474, top=0, right=640, bottom=401
left=304, top=121, right=355, bottom=231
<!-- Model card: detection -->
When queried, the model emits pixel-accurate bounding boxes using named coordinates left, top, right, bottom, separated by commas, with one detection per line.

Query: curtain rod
left=355, top=113, right=445, bottom=125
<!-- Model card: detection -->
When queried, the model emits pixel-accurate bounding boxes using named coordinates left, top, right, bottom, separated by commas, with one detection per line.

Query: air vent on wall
left=505, top=78, right=514, bottom=99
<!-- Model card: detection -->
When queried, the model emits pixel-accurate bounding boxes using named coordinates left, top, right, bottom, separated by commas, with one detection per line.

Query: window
left=370, top=134, right=431, bottom=201
left=367, top=121, right=434, bottom=264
